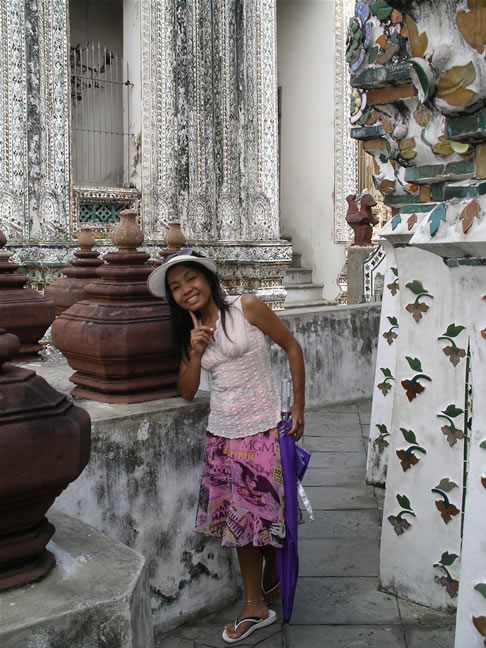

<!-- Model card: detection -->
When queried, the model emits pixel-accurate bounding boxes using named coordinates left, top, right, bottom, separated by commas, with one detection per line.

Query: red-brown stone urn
left=45, top=226, right=104, bottom=316
left=0, top=230, right=56, bottom=359
left=51, top=209, right=179, bottom=403
left=0, top=328, right=91, bottom=591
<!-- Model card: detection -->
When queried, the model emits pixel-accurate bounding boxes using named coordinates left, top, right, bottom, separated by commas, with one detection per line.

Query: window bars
left=71, top=43, right=134, bottom=188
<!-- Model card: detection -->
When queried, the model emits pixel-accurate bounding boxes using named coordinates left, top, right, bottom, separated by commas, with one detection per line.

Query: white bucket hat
left=147, top=248, right=218, bottom=298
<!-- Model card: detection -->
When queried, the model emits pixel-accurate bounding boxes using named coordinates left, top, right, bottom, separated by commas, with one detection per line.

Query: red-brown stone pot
left=0, top=329, right=91, bottom=591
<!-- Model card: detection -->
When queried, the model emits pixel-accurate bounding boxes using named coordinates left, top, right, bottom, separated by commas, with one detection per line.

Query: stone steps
left=283, top=264, right=326, bottom=309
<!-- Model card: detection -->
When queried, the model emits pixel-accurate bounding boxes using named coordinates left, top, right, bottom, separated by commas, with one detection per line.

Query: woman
left=148, top=248, right=305, bottom=644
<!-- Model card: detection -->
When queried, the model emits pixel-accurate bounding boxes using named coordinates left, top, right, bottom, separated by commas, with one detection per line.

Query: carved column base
left=347, top=245, right=376, bottom=304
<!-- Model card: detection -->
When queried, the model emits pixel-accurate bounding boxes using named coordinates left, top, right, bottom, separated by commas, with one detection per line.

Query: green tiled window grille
left=79, top=202, right=132, bottom=223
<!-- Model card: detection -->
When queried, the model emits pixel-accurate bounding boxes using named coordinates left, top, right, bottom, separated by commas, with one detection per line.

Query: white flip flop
left=222, top=608, right=277, bottom=644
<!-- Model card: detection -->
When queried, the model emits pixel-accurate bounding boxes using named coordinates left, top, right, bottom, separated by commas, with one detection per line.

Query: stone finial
left=112, top=209, right=144, bottom=251
left=77, top=226, right=96, bottom=250
left=158, top=222, right=187, bottom=264
left=45, top=226, right=103, bottom=316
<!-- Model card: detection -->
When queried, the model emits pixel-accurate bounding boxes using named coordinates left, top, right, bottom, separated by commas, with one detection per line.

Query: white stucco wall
left=277, top=0, right=346, bottom=302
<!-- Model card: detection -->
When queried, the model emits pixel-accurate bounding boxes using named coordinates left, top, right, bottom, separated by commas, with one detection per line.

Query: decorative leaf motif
left=433, top=135, right=455, bottom=157
left=380, top=179, right=396, bottom=194
left=406, top=280, right=427, bottom=295
left=440, top=551, right=459, bottom=566
left=405, top=14, right=428, bottom=57
left=400, top=428, right=417, bottom=444
left=381, top=367, right=393, bottom=378
left=400, top=137, right=417, bottom=160
left=406, top=356, right=423, bottom=372
left=397, top=493, right=412, bottom=510
left=438, top=62, right=476, bottom=107
left=472, top=615, right=486, bottom=637
left=443, top=404, right=464, bottom=418
left=402, top=379, right=425, bottom=401
left=414, top=103, right=432, bottom=127
left=437, top=576, right=459, bottom=598
left=396, top=448, right=420, bottom=471
left=435, top=478, right=459, bottom=493
left=376, top=423, right=390, bottom=436
left=460, top=200, right=480, bottom=233
left=406, top=301, right=430, bottom=322
left=457, top=3, right=486, bottom=54
left=368, top=45, right=379, bottom=64
left=388, top=316, right=398, bottom=326
left=475, top=584, right=486, bottom=600
left=371, top=0, right=393, bottom=21
left=391, top=267, right=398, bottom=277
left=450, top=140, right=471, bottom=155
left=407, top=213, right=417, bottom=230
left=441, top=424, right=465, bottom=447
left=391, top=213, right=402, bottom=230
left=444, top=323, right=466, bottom=338
left=435, top=500, right=460, bottom=524
left=428, top=203, right=447, bottom=237
left=480, top=440, right=486, bottom=449
left=388, top=514, right=411, bottom=535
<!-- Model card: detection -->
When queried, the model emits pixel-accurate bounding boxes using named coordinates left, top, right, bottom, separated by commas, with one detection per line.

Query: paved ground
left=155, top=401, right=456, bottom=648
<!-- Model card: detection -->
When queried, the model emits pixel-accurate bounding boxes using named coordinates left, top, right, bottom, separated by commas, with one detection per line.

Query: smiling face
left=166, top=263, right=213, bottom=312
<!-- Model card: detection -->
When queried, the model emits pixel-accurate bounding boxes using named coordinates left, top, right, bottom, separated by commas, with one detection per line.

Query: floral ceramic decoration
left=388, top=493, right=415, bottom=535
left=396, top=428, right=426, bottom=471
left=401, top=356, right=432, bottom=401
left=405, top=280, right=434, bottom=322
left=438, top=324, right=467, bottom=367
left=434, top=551, right=459, bottom=598
left=437, top=404, right=465, bottom=448
left=432, top=478, right=460, bottom=524
left=383, top=316, right=399, bottom=344
left=374, top=423, right=391, bottom=453
left=387, top=267, right=399, bottom=295
left=377, top=367, right=395, bottom=394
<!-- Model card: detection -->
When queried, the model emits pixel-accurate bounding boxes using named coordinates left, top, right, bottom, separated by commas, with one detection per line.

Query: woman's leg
left=260, top=545, right=281, bottom=603
left=224, top=545, right=270, bottom=640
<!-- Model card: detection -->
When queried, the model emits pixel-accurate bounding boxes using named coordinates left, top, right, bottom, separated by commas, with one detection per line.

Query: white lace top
left=200, top=297, right=280, bottom=438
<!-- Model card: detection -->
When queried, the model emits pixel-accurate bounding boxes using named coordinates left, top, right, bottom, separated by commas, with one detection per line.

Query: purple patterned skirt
left=195, top=427, right=286, bottom=547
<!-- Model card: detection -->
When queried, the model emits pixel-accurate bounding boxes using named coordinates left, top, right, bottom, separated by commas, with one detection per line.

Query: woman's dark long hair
left=165, top=259, right=231, bottom=360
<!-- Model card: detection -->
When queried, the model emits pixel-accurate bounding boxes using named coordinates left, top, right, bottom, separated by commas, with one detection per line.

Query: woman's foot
left=223, top=600, right=273, bottom=643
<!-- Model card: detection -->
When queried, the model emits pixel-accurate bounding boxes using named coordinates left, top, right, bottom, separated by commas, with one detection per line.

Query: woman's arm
left=177, top=311, right=214, bottom=400
left=241, top=294, right=305, bottom=440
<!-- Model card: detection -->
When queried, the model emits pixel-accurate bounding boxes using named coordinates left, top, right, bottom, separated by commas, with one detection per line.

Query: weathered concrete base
left=0, top=511, right=153, bottom=648
left=277, top=303, right=381, bottom=406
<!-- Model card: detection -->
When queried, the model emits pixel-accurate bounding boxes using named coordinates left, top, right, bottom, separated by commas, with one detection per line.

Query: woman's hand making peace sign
left=188, top=311, right=214, bottom=358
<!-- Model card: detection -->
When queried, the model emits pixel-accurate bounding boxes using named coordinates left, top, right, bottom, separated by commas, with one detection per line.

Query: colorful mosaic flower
left=437, top=404, right=465, bottom=448
left=405, top=280, right=434, bottom=322
left=388, top=493, right=415, bottom=536
left=401, top=357, right=431, bottom=401
left=396, top=428, right=426, bottom=471
left=432, top=479, right=460, bottom=524
left=434, top=551, right=459, bottom=599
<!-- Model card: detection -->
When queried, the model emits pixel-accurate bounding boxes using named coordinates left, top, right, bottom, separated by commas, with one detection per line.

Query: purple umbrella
left=276, top=380, right=312, bottom=624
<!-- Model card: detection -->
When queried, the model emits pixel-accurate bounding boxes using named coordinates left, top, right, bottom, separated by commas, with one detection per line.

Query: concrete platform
left=1, top=511, right=153, bottom=648
left=155, top=402, right=456, bottom=648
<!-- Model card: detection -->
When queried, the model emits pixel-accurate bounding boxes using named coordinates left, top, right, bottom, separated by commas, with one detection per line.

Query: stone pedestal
left=51, top=211, right=179, bottom=403
left=45, top=227, right=103, bottom=316
left=346, top=245, right=376, bottom=304
left=0, top=511, right=154, bottom=648
left=0, top=329, right=91, bottom=591
left=0, top=231, right=56, bottom=360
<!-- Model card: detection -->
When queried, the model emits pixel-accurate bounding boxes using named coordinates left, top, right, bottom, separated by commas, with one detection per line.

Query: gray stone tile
left=155, top=636, right=193, bottom=648
left=303, top=461, right=365, bottom=487
left=305, top=450, right=364, bottom=469
left=308, top=404, right=360, bottom=415
left=305, top=436, right=365, bottom=452
left=288, top=624, right=406, bottom=647
left=299, top=538, right=379, bottom=577
left=305, top=412, right=361, bottom=437
left=405, top=625, right=455, bottom=647
left=291, top=577, right=400, bottom=624
left=298, top=509, right=381, bottom=540
left=374, top=487, right=385, bottom=512
left=398, top=598, right=456, bottom=625
left=304, top=486, right=376, bottom=510
left=358, top=400, right=373, bottom=415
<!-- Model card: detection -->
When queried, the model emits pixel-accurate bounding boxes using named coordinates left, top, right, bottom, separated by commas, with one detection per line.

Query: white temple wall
left=277, top=0, right=346, bottom=302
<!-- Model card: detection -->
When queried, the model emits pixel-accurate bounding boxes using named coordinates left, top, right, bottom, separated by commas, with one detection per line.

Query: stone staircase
left=283, top=253, right=327, bottom=309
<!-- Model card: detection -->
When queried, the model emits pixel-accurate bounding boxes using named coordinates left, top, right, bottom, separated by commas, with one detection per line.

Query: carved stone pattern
left=36, top=0, right=71, bottom=241
left=334, top=0, right=357, bottom=243
left=0, top=0, right=27, bottom=240
left=363, top=244, right=386, bottom=302
left=141, top=0, right=177, bottom=240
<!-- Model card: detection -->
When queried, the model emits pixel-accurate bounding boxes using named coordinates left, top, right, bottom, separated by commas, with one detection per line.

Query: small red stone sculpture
left=0, top=230, right=56, bottom=359
left=346, top=193, right=379, bottom=246
left=45, top=226, right=103, bottom=316
left=0, top=328, right=91, bottom=591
